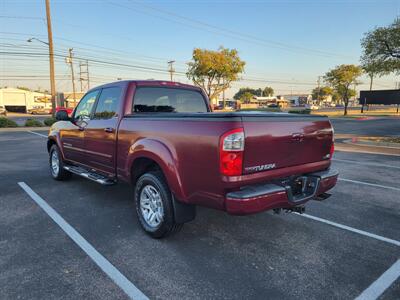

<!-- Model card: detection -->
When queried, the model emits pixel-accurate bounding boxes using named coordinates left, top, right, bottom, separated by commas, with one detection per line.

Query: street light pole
left=45, top=0, right=56, bottom=117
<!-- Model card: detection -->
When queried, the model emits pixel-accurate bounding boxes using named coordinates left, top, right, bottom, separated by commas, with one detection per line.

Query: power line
left=1, top=50, right=319, bottom=85
left=109, top=0, right=354, bottom=59
left=0, top=15, right=44, bottom=20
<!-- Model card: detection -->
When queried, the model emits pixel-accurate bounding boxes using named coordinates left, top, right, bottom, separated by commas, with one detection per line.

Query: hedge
left=44, top=117, right=57, bottom=126
left=0, top=117, right=18, bottom=128
left=24, top=118, right=44, bottom=127
left=288, top=109, right=311, bottom=114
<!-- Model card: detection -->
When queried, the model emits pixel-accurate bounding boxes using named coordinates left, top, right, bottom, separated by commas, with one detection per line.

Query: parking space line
left=338, top=178, right=400, bottom=192
left=355, top=259, right=400, bottom=300
left=297, top=213, right=400, bottom=247
left=18, top=182, right=148, bottom=300
left=27, top=131, right=47, bottom=138
left=333, top=158, right=400, bottom=170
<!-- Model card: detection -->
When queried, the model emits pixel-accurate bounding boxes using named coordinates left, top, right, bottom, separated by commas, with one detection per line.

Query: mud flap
left=172, top=195, right=196, bottom=224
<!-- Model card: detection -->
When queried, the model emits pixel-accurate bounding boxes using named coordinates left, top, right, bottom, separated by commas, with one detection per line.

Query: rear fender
left=127, top=138, right=186, bottom=202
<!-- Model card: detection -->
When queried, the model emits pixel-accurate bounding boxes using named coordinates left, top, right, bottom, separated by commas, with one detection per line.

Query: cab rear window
left=133, top=87, right=208, bottom=113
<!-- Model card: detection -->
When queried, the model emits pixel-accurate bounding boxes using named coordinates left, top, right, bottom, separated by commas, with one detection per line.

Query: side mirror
left=55, top=110, right=70, bottom=121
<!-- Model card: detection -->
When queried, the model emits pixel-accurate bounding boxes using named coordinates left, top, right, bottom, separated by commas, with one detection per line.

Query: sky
left=1, top=0, right=399, bottom=98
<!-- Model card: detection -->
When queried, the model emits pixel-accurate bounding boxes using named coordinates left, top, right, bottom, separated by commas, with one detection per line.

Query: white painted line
left=339, top=178, right=400, bottom=192
left=333, top=158, right=400, bottom=170
left=27, top=130, right=47, bottom=138
left=18, top=182, right=148, bottom=300
left=297, top=213, right=400, bottom=247
left=355, top=259, right=400, bottom=300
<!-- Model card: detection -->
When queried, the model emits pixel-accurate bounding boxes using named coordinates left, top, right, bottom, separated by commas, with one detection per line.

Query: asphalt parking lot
left=1, top=118, right=399, bottom=299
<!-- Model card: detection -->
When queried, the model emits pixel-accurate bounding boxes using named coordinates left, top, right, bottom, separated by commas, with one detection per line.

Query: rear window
left=133, top=87, right=208, bottom=113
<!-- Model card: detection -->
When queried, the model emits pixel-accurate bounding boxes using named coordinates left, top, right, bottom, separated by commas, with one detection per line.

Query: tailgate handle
left=291, top=133, right=304, bottom=142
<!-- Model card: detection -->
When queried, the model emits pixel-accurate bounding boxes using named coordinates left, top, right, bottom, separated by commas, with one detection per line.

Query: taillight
left=220, top=128, right=244, bottom=176
left=329, top=142, right=335, bottom=158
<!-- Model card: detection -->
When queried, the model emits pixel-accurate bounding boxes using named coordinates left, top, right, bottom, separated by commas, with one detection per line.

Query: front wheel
left=49, top=144, right=71, bottom=180
left=134, top=171, right=182, bottom=238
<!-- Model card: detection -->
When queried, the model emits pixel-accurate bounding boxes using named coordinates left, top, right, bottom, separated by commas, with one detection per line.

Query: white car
left=0, top=105, right=7, bottom=116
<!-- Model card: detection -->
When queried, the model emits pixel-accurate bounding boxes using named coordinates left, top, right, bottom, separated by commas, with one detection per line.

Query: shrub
left=44, top=117, right=57, bottom=126
left=24, top=118, right=43, bottom=127
left=239, top=107, right=282, bottom=112
left=0, top=117, right=18, bottom=128
left=288, top=109, right=311, bottom=114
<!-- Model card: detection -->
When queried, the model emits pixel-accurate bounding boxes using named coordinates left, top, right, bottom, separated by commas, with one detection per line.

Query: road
left=330, top=116, right=400, bottom=137
left=1, top=119, right=399, bottom=299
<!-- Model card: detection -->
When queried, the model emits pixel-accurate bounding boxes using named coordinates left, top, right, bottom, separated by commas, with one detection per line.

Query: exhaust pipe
left=284, top=205, right=305, bottom=214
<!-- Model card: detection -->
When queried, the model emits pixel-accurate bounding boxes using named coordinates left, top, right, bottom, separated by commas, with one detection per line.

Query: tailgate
left=241, top=114, right=333, bottom=175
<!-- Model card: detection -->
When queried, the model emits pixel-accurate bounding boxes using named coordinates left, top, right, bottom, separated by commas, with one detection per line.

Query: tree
left=361, top=60, right=389, bottom=90
left=240, top=92, right=254, bottom=104
left=312, top=86, right=333, bottom=103
left=361, top=18, right=400, bottom=75
left=263, top=86, right=274, bottom=97
left=187, top=47, right=245, bottom=100
left=324, top=65, right=363, bottom=115
left=233, top=87, right=261, bottom=100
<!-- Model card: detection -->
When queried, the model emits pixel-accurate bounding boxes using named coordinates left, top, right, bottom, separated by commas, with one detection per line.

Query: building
left=253, top=96, right=290, bottom=108
left=281, top=94, right=312, bottom=106
left=0, top=88, right=51, bottom=113
left=0, top=88, right=86, bottom=112
left=63, top=92, right=85, bottom=109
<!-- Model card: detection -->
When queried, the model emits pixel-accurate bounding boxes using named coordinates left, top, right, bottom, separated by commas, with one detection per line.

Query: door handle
left=104, top=127, right=114, bottom=133
left=291, top=133, right=304, bottom=142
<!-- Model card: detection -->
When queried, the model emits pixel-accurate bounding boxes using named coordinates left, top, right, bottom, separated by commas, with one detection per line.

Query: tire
left=134, top=171, right=183, bottom=238
left=49, top=144, right=71, bottom=180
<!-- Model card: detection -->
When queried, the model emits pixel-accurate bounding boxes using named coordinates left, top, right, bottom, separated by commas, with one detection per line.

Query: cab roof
left=89, top=80, right=202, bottom=92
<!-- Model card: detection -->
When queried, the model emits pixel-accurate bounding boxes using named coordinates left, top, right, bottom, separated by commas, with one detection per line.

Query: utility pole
left=79, top=60, right=90, bottom=92
left=167, top=60, right=175, bottom=81
left=67, top=48, right=77, bottom=106
left=317, top=76, right=321, bottom=105
left=45, top=0, right=56, bottom=117
left=222, top=78, right=225, bottom=109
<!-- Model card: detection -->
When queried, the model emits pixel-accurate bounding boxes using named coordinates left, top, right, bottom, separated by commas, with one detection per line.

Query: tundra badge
left=245, top=163, right=276, bottom=173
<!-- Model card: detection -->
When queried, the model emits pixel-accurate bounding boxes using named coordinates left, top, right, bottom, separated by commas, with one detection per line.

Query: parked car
left=267, top=103, right=279, bottom=108
left=55, top=106, right=74, bottom=116
left=0, top=105, right=7, bottom=116
left=47, top=80, right=338, bottom=238
left=29, top=107, right=52, bottom=115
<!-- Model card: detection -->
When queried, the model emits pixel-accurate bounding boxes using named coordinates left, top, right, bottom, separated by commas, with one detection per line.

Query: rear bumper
left=225, top=168, right=338, bottom=215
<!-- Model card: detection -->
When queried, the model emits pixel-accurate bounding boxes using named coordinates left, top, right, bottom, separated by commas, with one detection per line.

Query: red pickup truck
left=48, top=80, right=338, bottom=238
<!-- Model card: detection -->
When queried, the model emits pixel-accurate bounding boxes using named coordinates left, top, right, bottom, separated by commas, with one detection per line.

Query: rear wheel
left=49, top=144, right=71, bottom=180
left=134, top=171, right=182, bottom=238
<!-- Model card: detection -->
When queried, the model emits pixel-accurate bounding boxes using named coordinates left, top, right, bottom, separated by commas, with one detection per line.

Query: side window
left=94, top=87, right=122, bottom=119
left=74, top=90, right=99, bottom=119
